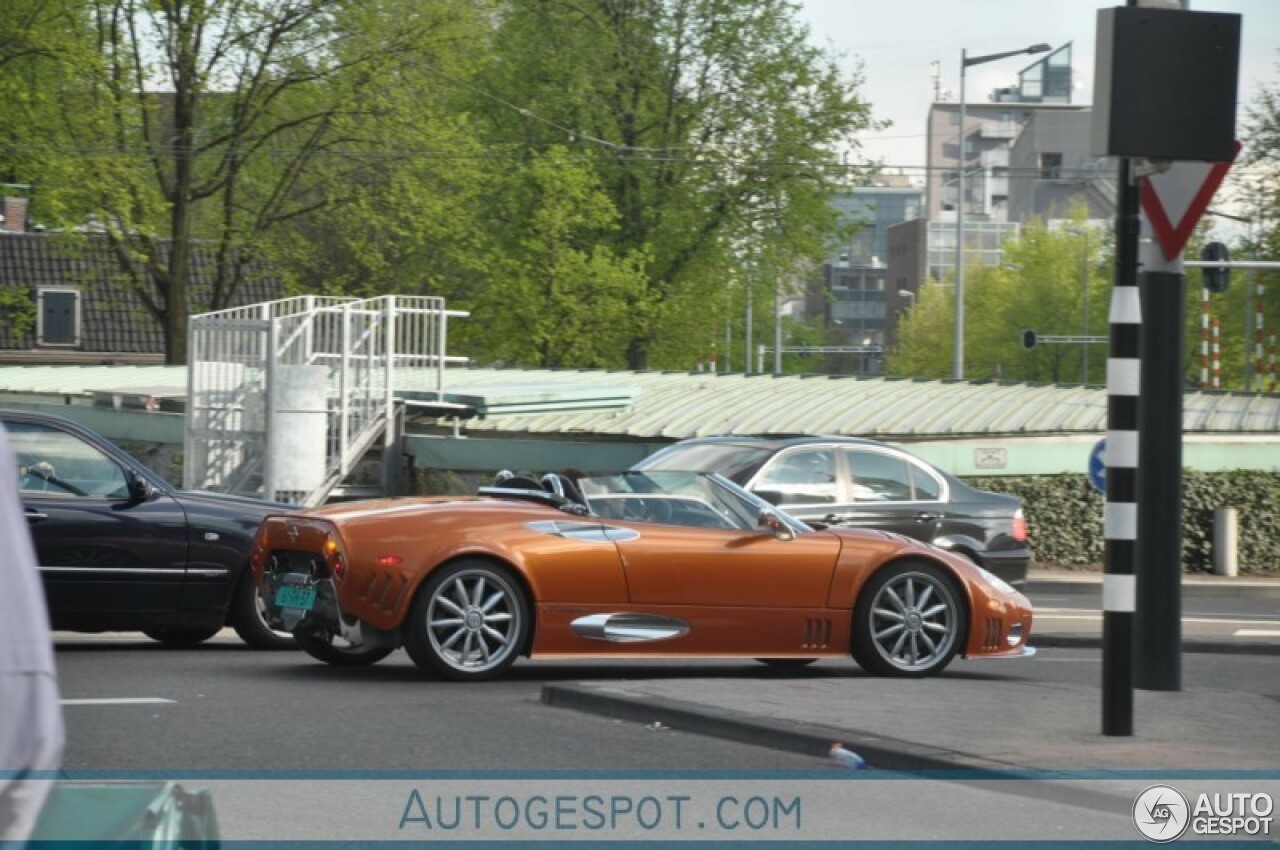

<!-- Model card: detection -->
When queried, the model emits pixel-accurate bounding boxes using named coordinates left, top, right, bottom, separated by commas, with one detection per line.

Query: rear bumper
left=979, top=549, right=1032, bottom=587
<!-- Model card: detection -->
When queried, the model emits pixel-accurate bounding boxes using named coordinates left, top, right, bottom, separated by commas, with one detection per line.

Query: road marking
left=1035, top=608, right=1280, bottom=627
left=1234, top=629, right=1280, bottom=638
left=60, top=698, right=175, bottom=706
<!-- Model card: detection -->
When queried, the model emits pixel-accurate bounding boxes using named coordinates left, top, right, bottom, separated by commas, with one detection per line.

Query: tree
left=472, top=0, right=877, bottom=370
left=3, top=0, right=492, bottom=364
left=888, top=210, right=1111, bottom=384
left=468, top=147, right=651, bottom=368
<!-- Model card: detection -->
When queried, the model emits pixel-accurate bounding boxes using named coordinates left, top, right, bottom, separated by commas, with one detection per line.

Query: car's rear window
left=635, top=444, right=772, bottom=484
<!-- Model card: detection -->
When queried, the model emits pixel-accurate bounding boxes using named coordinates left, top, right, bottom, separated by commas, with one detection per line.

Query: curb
left=541, top=684, right=1017, bottom=773
left=1031, top=634, right=1280, bottom=656
left=540, top=684, right=1149, bottom=812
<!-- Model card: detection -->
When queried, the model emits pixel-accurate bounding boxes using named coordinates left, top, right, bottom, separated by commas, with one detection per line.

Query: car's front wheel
left=295, top=629, right=395, bottom=667
left=229, top=572, right=296, bottom=650
left=852, top=560, right=966, bottom=677
left=403, top=560, right=529, bottom=682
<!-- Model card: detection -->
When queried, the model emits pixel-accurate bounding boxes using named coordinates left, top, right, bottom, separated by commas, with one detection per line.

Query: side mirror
left=125, top=470, right=150, bottom=503
left=758, top=510, right=794, bottom=542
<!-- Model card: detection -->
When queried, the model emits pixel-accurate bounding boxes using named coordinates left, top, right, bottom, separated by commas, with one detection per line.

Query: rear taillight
left=1012, top=508, right=1028, bottom=543
left=323, top=535, right=346, bottom=579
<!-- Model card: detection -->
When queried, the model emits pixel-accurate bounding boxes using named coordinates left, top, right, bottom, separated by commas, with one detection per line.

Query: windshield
left=633, top=443, right=772, bottom=485
left=576, top=470, right=811, bottom=535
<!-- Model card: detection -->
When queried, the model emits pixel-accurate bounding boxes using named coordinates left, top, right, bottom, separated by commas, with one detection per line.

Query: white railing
left=185, top=295, right=468, bottom=505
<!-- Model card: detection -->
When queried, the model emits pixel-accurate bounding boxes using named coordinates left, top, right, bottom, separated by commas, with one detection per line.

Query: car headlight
left=974, top=565, right=1015, bottom=595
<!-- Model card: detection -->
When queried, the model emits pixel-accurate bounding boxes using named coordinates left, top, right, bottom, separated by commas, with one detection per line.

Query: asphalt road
left=51, top=635, right=1278, bottom=772
left=53, top=639, right=831, bottom=772
left=1029, top=581, right=1280, bottom=643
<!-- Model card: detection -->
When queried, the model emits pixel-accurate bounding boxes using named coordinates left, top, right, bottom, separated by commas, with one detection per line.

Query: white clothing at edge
left=0, top=426, right=65, bottom=841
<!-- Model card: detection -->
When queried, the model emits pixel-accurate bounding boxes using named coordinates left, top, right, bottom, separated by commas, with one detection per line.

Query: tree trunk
left=626, top=336, right=649, bottom=371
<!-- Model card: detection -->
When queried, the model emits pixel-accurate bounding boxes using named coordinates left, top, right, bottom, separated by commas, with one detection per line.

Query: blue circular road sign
left=1088, top=438, right=1107, bottom=493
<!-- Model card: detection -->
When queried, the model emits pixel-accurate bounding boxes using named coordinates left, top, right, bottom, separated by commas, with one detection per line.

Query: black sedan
left=633, top=435, right=1031, bottom=586
left=2, top=409, right=291, bottom=648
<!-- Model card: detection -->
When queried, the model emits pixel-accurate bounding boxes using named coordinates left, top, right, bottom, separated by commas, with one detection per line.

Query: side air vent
left=361, top=572, right=408, bottom=612
left=984, top=618, right=1004, bottom=651
left=803, top=617, right=832, bottom=649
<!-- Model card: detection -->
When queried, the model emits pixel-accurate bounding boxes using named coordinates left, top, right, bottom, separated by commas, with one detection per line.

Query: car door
left=5, top=418, right=189, bottom=617
left=606, top=514, right=843, bottom=655
left=614, top=522, right=841, bottom=609
left=835, top=447, right=946, bottom=543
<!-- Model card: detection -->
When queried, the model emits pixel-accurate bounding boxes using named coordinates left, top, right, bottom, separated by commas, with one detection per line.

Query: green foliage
left=0, top=287, right=36, bottom=338
left=463, top=147, right=653, bottom=368
left=888, top=209, right=1109, bottom=383
left=966, top=472, right=1280, bottom=574
left=472, top=0, right=878, bottom=370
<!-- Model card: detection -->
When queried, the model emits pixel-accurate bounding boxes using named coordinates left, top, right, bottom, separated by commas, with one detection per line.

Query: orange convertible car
left=251, top=471, right=1034, bottom=681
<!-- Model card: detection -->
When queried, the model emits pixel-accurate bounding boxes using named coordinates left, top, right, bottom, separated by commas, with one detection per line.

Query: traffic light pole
left=1103, top=157, right=1140, bottom=736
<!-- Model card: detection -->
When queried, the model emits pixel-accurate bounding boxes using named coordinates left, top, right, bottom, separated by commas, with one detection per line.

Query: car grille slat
left=360, top=571, right=408, bottom=613
left=984, top=617, right=1003, bottom=650
left=803, top=617, right=832, bottom=649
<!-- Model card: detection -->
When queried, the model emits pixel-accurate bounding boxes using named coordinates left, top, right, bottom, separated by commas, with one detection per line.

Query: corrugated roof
left=3, top=364, right=1280, bottom=438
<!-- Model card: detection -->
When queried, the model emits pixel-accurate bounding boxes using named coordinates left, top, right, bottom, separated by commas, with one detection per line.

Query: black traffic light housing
left=1201, top=242, right=1231, bottom=293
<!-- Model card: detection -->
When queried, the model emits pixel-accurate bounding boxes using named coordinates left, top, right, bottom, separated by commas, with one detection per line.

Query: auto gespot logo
left=1133, top=784, right=1273, bottom=842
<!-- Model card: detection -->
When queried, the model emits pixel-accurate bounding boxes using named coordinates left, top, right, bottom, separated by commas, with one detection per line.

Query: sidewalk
left=542, top=569, right=1280, bottom=774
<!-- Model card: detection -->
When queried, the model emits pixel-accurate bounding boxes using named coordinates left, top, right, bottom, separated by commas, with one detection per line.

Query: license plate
left=275, top=585, right=316, bottom=611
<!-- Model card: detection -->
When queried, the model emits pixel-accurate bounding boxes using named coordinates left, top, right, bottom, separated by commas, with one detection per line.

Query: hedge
left=965, top=471, right=1280, bottom=575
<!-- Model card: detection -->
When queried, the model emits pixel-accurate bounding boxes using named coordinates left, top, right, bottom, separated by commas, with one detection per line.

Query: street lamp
left=953, top=41, right=1051, bottom=380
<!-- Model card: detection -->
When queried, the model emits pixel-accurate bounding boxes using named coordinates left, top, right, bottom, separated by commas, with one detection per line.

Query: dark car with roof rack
left=632, top=435, right=1031, bottom=586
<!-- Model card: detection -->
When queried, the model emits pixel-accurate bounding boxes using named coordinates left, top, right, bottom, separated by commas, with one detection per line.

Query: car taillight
left=323, top=535, right=345, bottom=579
left=1012, top=508, right=1028, bottom=543
left=250, top=523, right=269, bottom=570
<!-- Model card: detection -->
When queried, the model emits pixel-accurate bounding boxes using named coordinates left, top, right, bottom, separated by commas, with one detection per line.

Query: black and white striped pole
left=1103, top=157, right=1141, bottom=736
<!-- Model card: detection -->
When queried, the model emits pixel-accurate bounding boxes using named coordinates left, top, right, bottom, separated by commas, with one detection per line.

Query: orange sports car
left=251, top=470, right=1034, bottom=681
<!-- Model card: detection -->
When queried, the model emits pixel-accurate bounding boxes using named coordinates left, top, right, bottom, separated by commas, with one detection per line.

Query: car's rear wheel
left=295, top=629, right=394, bottom=667
left=755, top=658, right=817, bottom=668
left=404, top=560, right=528, bottom=682
left=852, top=560, right=966, bottom=677
left=143, top=626, right=222, bottom=647
left=230, top=572, right=296, bottom=650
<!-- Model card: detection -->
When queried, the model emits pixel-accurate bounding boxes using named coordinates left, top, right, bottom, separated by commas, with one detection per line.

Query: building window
left=37, top=287, right=81, bottom=346
left=1040, top=153, right=1062, bottom=179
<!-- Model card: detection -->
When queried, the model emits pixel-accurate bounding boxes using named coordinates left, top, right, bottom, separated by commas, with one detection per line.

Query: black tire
left=755, top=658, right=817, bottom=668
left=143, top=626, right=222, bottom=647
left=852, top=560, right=967, bottom=677
left=230, top=572, right=296, bottom=650
left=403, top=559, right=529, bottom=682
left=295, top=628, right=395, bottom=667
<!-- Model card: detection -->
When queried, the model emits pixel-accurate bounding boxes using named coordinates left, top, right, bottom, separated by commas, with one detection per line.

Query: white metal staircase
left=185, top=295, right=468, bottom=506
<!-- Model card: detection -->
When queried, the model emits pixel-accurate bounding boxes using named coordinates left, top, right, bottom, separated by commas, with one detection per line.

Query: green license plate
left=275, top=585, right=316, bottom=611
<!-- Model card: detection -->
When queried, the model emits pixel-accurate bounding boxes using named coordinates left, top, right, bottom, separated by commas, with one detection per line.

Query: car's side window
left=845, top=450, right=914, bottom=502
left=5, top=422, right=129, bottom=499
left=755, top=448, right=837, bottom=505
left=910, top=463, right=942, bottom=501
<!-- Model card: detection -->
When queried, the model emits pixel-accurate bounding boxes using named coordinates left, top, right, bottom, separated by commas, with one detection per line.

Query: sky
left=796, top=0, right=1280, bottom=215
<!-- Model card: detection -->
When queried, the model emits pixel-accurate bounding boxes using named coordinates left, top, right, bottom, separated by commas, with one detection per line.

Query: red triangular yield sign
left=1140, top=141, right=1241, bottom=260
